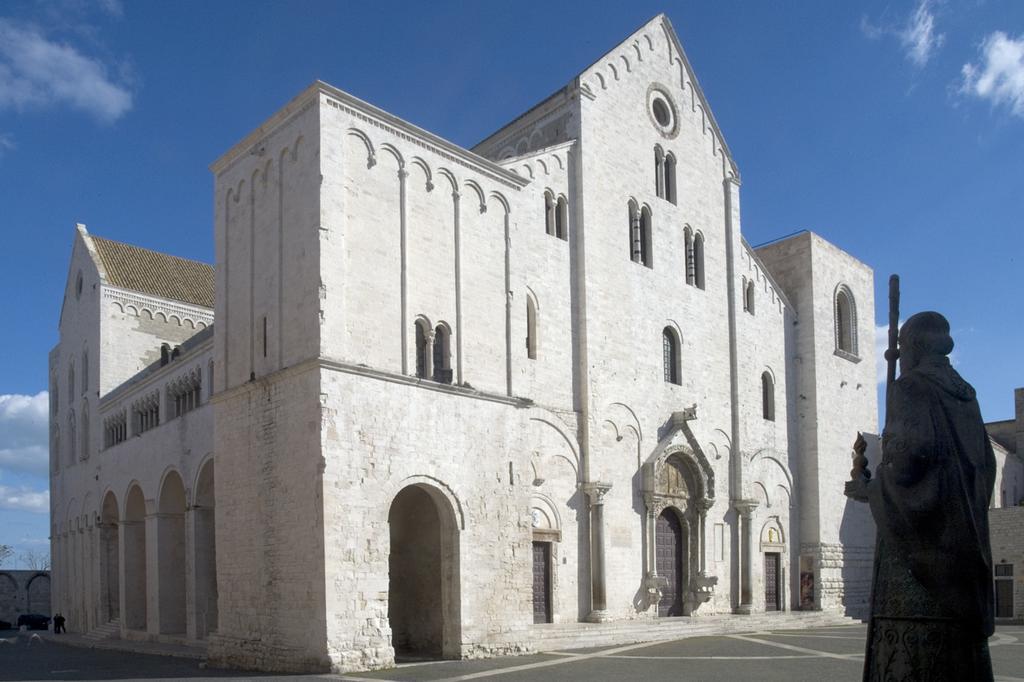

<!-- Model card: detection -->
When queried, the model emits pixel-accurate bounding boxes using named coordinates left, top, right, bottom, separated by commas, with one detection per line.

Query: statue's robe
left=865, top=356, right=996, bottom=681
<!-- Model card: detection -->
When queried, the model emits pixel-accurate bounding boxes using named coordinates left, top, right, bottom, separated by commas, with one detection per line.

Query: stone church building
left=48, top=14, right=878, bottom=673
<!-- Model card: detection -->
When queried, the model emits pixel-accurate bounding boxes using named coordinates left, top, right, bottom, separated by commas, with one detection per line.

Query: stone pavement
left=3, top=624, right=1024, bottom=681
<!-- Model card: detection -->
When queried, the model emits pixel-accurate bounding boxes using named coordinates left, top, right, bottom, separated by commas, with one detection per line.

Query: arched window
left=761, top=371, right=775, bottom=421
left=67, top=410, right=77, bottom=466
left=50, top=375, right=58, bottom=416
left=693, top=233, right=705, bottom=290
left=415, top=320, right=431, bottom=379
left=433, top=324, right=452, bottom=384
left=82, top=350, right=89, bottom=394
left=654, top=146, right=665, bottom=199
left=664, top=153, right=677, bottom=205
left=835, top=285, right=858, bottom=356
left=555, top=196, right=568, bottom=240
left=81, top=400, right=90, bottom=460
left=67, top=363, right=75, bottom=404
left=544, top=191, right=555, bottom=236
left=208, top=360, right=214, bottom=399
left=684, top=228, right=694, bottom=286
left=743, top=280, right=755, bottom=315
left=526, top=297, right=538, bottom=360
left=51, top=426, right=60, bottom=473
left=662, top=327, right=681, bottom=385
left=628, top=200, right=639, bottom=262
left=639, top=206, right=653, bottom=268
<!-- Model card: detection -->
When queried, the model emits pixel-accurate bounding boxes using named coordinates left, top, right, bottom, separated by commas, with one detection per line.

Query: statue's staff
left=885, top=274, right=900, bottom=396
left=851, top=274, right=899, bottom=481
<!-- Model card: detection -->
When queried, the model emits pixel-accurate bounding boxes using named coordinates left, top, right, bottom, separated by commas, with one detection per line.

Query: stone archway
left=123, top=485, right=147, bottom=631
left=100, top=491, right=120, bottom=623
left=157, top=471, right=186, bottom=635
left=387, top=484, right=461, bottom=660
left=27, top=574, right=51, bottom=615
left=193, top=459, right=217, bottom=639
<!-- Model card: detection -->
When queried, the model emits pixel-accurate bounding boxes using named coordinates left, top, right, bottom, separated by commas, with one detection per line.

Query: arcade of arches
left=61, top=459, right=217, bottom=640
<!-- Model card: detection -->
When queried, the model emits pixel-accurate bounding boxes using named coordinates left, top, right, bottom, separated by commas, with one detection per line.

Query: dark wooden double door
left=656, top=510, right=686, bottom=617
left=532, top=541, right=552, bottom=623
left=764, top=552, right=781, bottom=611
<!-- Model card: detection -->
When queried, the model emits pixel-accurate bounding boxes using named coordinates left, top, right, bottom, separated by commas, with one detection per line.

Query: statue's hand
left=844, top=477, right=870, bottom=503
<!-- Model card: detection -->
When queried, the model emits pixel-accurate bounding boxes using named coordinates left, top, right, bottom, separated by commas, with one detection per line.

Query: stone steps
left=529, top=612, right=862, bottom=652
left=82, top=618, right=121, bottom=641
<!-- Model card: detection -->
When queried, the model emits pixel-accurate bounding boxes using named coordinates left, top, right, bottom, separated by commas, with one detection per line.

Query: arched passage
left=123, top=485, right=147, bottom=630
left=27, top=574, right=51, bottom=615
left=100, top=491, right=120, bottom=623
left=193, top=459, right=218, bottom=638
left=158, top=471, right=186, bottom=634
left=388, top=484, right=461, bottom=659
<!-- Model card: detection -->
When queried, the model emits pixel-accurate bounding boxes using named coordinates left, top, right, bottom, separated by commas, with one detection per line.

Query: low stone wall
left=0, top=571, right=51, bottom=625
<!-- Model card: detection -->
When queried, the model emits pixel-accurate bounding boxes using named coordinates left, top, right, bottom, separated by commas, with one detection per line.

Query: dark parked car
left=0, top=620, right=11, bottom=630
left=16, top=614, right=50, bottom=630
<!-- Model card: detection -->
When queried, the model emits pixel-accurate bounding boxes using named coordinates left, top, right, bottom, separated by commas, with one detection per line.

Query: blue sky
left=0, top=1, right=1021, bottom=565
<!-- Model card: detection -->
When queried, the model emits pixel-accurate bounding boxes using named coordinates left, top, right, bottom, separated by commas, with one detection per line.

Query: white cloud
left=0, top=18, right=133, bottom=123
left=961, top=32, right=1024, bottom=118
left=0, top=392, right=50, bottom=477
left=0, top=133, right=13, bottom=157
left=860, top=1, right=944, bottom=68
left=900, top=1, right=944, bottom=67
left=0, top=484, right=49, bottom=514
left=96, top=0, right=124, bottom=19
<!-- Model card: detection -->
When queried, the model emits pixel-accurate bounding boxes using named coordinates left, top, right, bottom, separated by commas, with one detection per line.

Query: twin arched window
left=414, top=320, right=453, bottom=384
left=628, top=201, right=653, bottom=267
left=544, top=191, right=568, bottom=240
left=684, top=228, right=705, bottom=290
left=761, top=371, right=775, bottom=421
left=67, top=363, right=75, bottom=404
left=835, top=285, right=858, bottom=356
left=655, top=147, right=677, bottom=205
left=663, top=327, right=681, bottom=385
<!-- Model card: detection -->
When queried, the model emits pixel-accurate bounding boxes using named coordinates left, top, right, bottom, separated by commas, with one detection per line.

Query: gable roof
left=90, top=236, right=214, bottom=309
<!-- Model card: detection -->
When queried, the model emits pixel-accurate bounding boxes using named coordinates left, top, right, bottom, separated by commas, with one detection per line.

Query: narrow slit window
left=761, top=371, right=775, bottom=421
left=526, top=297, right=538, bottom=360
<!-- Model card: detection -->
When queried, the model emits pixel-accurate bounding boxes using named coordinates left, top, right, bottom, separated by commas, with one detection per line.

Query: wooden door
left=532, top=542, right=551, bottom=623
left=656, top=510, right=684, bottom=616
left=764, top=552, right=781, bottom=611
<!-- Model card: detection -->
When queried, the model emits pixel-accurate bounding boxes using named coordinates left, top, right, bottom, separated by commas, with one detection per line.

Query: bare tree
left=0, top=544, right=12, bottom=567
left=19, top=550, right=51, bottom=571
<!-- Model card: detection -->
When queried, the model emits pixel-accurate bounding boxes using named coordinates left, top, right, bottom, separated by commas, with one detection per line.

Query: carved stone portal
left=641, top=448, right=717, bottom=615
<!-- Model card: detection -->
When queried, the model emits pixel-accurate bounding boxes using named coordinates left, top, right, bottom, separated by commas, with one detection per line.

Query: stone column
left=583, top=482, right=612, bottom=622
left=734, top=500, right=758, bottom=614
left=145, top=512, right=161, bottom=635
left=697, top=499, right=713, bottom=575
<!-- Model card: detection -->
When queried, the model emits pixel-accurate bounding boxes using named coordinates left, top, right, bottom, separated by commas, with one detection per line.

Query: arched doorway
left=157, top=471, right=186, bottom=635
left=656, top=508, right=687, bottom=617
left=100, top=491, right=120, bottom=623
left=387, top=484, right=461, bottom=660
left=123, top=485, right=147, bottom=630
left=193, top=459, right=218, bottom=638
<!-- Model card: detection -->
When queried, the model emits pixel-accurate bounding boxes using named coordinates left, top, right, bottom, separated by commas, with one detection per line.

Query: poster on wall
left=799, top=555, right=815, bottom=609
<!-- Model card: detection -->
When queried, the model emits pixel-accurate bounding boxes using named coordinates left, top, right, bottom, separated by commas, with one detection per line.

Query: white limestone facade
left=49, top=14, right=878, bottom=674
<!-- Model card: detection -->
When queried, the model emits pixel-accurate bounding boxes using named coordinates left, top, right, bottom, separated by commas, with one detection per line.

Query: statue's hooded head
left=898, top=311, right=954, bottom=373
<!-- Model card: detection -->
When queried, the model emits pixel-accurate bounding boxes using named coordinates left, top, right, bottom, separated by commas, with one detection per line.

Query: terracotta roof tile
left=91, top=236, right=214, bottom=309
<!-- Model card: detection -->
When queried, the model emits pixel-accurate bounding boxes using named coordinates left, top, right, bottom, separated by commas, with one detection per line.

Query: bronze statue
left=845, top=310, right=996, bottom=681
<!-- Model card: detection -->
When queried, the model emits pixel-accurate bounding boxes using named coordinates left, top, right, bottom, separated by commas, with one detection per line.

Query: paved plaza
left=3, top=624, right=1024, bottom=681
